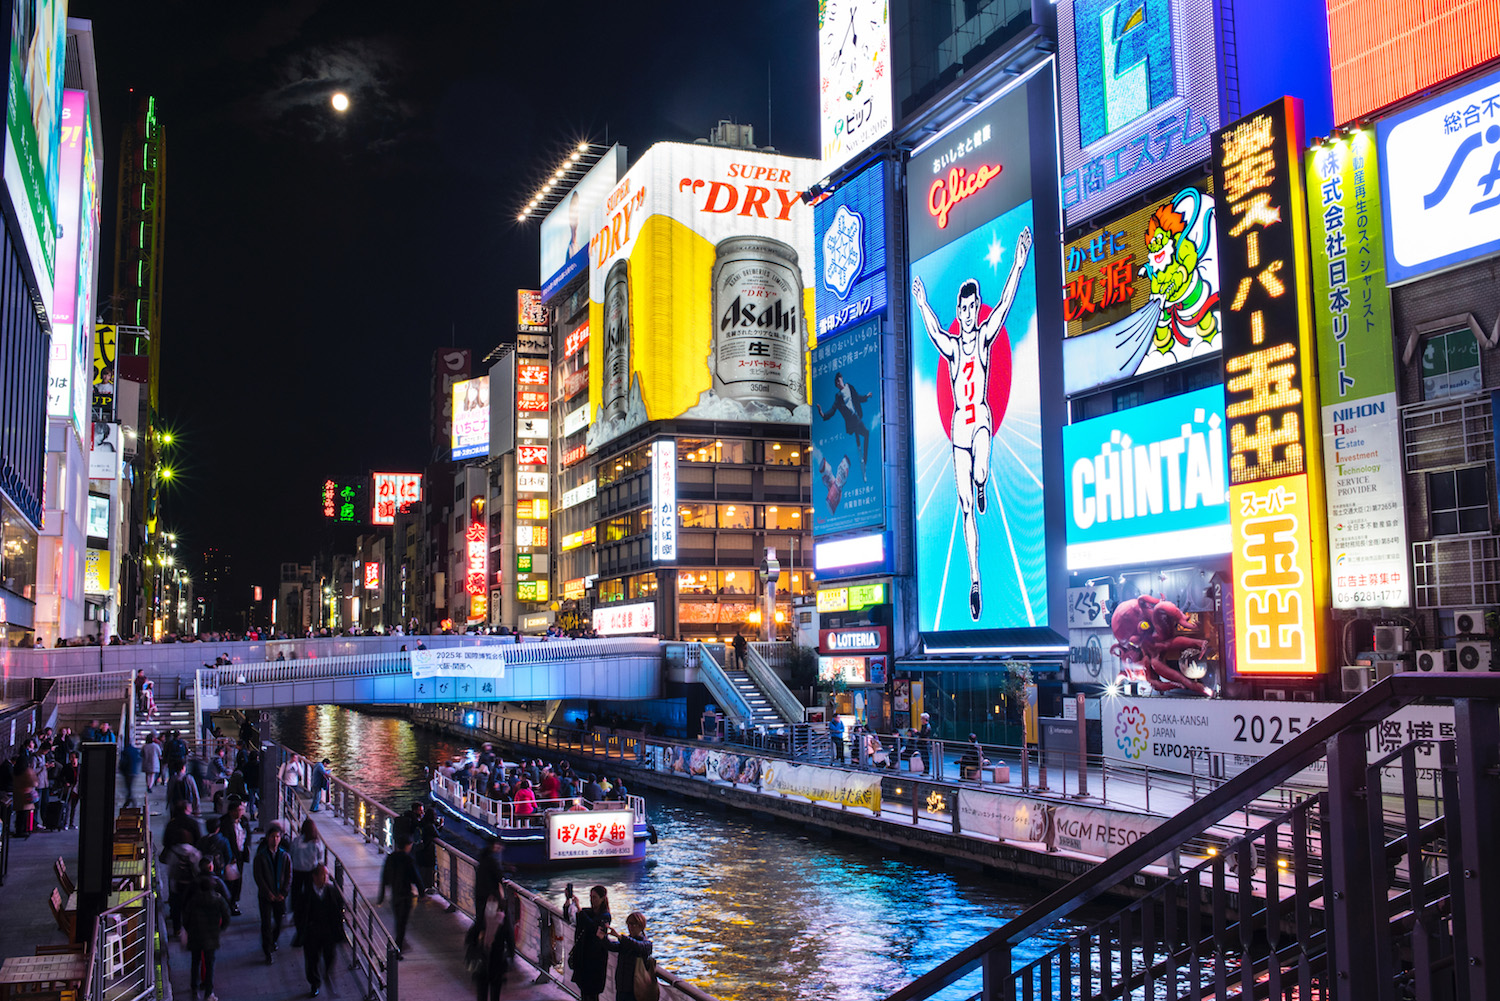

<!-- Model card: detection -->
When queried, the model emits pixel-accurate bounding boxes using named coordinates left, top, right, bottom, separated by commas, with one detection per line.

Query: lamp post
left=759, top=547, right=781, bottom=644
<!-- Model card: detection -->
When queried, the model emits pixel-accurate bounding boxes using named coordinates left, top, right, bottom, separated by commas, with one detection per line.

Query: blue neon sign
left=813, top=161, right=889, bottom=339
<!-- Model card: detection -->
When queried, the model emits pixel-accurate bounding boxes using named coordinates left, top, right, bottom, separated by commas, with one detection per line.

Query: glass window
left=599, top=577, right=625, bottom=603
left=765, top=441, right=806, bottom=466
left=784, top=571, right=811, bottom=595
left=764, top=505, right=806, bottom=531
left=678, top=504, right=715, bottom=529
left=628, top=573, right=658, bottom=599
left=718, top=503, right=753, bottom=530
left=1, top=500, right=37, bottom=598
left=676, top=438, right=746, bottom=463
left=604, top=515, right=635, bottom=542
left=719, top=569, right=752, bottom=595
left=1421, top=328, right=1483, bottom=400
left=678, top=570, right=718, bottom=595
left=1429, top=467, right=1490, bottom=536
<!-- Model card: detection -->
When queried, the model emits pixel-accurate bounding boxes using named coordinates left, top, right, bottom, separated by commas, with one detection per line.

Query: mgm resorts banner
left=650, top=744, right=881, bottom=810
left=957, top=788, right=1162, bottom=858
left=410, top=648, right=506, bottom=679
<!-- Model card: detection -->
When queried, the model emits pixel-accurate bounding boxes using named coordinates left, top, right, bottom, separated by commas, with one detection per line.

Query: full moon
left=331, top=92, right=350, bottom=112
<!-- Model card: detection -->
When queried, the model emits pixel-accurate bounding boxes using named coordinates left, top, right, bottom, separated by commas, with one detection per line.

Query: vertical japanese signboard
left=1307, top=130, right=1409, bottom=609
left=650, top=440, right=677, bottom=562
left=372, top=473, right=423, bottom=526
left=466, top=496, right=487, bottom=621
left=1211, top=96, right=1328, bottom=676
left=517, top=289, right=548, bottom=333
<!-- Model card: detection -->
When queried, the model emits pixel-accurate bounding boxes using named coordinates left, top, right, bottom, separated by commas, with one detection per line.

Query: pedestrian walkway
left=0, top=755, right=577, bottom=1000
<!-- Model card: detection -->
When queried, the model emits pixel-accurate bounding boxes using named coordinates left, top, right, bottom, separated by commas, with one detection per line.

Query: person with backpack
left=605, top=911, right=658, bottom=1001
left=161, top=839, right=203, bottom=936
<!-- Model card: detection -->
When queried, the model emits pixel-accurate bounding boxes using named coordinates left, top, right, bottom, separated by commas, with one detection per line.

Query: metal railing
left=273, top=748, right=400, bottom=1000
left=82, top=790, right=157, bottom=1001
left=740, top=642, right=807, bottom=724
left=266, top=741, right=717, bottom=1001
left=428, top=840, right=719, bottom=1001
left=429, top=772, right=646, bottom=827
left=884, top=675, right=1500, bottom=1001
left=684, top=643, right=755, bottom=726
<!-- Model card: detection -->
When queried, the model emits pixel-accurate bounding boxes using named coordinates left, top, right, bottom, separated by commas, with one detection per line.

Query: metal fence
left=81, top=793, right=158, bottom=1001
left=884, top=676, right=1500, bottom=1001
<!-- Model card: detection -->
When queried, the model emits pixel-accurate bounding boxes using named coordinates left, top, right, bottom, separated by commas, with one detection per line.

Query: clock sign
left=819, top=0, right=894, bottom=172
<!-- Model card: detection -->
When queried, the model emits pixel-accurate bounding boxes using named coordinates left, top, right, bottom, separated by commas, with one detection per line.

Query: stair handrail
left=740, top=643, right=807, bottom=724
left=686, top=642, right=755, bottom=726
left=884, top=673, right=1500, bottom=1001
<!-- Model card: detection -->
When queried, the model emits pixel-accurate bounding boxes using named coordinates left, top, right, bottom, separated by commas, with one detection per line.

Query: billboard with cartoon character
left=1062, top=178, right=1220, bottom=396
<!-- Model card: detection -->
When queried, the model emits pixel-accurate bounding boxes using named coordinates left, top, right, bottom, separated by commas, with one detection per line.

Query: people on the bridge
left=733, top=631, right=748, bottom=669
left=309, top=757, right=331, bottom=812
left=141, top=732, right=163, bottom=790
left=472, top=886, right=516, bottom=1001
left=605, top=910, right=656, bottom=1001
left=569, top=885, right=613, bottom=1001
left=378, top=834, right=425, bottom=954
left=916, top=713, right=934, bottom=776
left=301, top=864, right=346, bottom=998
left=289, top=818, right=323, bottom=946
left=830, top=714, right=846, bottom=764
left=959, top=734, right=991, bottom=780
left=253, top=823, right=293, bottom=964
left=183, top=874, right=231, bottom=1001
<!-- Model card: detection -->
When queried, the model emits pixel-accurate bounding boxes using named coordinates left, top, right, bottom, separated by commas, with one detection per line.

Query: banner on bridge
left=759, top=760, right=882, bottom=811
left=410, top=648, right=506, bottom=679
left=957, top=789, right=1051, bottom=844
left=1050, top=804, right=1162, bottom=858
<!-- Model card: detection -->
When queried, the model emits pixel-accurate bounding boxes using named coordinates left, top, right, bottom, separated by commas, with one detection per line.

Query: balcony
left=1413, top=534, right=1500, bottom=608
left=1402, top=391, right=1494, bottom=471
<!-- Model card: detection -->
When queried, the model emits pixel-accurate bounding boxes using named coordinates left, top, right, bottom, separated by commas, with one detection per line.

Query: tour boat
left=428, top=771, right=655, bottom=867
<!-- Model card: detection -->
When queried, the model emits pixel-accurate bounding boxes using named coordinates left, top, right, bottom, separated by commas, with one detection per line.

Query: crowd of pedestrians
left=436, top=744, right=631, bottom=817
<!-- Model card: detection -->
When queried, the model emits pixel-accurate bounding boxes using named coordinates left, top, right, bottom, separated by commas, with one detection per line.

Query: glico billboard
left=906, top=66, right=1067, bottom=642
left=1055, top=0, right=1221, bottom=226
left=585, top=143, right=819, bottom=451
left=1211, top=96, right=1329, bottom=677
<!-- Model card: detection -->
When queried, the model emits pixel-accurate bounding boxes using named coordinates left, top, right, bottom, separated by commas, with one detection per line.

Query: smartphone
left=565, top=881, right=574, bottom=897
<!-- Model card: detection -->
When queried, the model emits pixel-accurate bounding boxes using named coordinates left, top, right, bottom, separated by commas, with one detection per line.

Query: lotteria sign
left=819, top=626, right=889, bottom=654
left=1063, top=386, right=1229, bottom=569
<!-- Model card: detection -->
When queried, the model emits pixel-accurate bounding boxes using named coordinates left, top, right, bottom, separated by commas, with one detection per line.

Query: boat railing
left=431, top=772, right=646, bottom=827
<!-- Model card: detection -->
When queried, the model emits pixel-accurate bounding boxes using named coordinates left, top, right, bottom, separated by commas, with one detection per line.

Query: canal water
left=267, top=705, right=1085, bottom=1001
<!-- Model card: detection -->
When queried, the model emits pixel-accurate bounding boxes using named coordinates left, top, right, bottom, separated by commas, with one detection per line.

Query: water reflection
left=271, top=707, right=1082, bottom=1001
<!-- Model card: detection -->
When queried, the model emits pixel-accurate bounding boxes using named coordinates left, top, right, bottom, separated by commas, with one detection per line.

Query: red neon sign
left=372, top=473, right=422, bottom=526
left=518, top=444, right=549, bottom=466
left=564, top=323, right=589, bottom=359
left=927, top=163, right=1003, bottom=229
left=516, top=391, right=549, bottom=412
left=465, top=519, right=487, bottom=596
left=518, top=364, right=550, bottom=387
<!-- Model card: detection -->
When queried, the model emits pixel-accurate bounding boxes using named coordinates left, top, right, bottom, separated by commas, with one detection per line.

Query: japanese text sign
left=1230, top=474, right=1324, bottom=675
left=1061, top=177, right=1222, bottom=394
left=518, top=444, right=549, bottom=466
left=372, top=473, right=423, bottom=526
left=547, top=810, right=635, bottom=860
left=650, top=440, right=678, bottom=562
left=1377, top=66, right=1500, bottom=284
left=813, top=160, right=890, bottom=338
left=1211, top=97, right=1320, bottom=488
left=1307, top=131, right=1409, bottom=609
left=518, top=289, right=548, bottom=333
left=1057, top=0, right=1221, bottom=225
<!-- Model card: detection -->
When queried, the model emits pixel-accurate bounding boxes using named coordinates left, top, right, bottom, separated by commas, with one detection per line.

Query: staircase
left=133, top=695, right=194, bottom=743
left=721, top=663, right=785, bottom=730
left=885, top=674, right=1500, bottom=1001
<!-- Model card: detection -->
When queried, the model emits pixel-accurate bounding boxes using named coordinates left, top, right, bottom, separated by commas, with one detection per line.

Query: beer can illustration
left=603, top=259, right=631, bottom=423
left=711, top=236, right=807, bottom=409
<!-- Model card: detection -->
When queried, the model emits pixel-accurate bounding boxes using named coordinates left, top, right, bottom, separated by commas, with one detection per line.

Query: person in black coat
left=182, top=876, right=231, bottom=1000
left=473, top=889, right=515, bottom=1001
left=570, top=885, right=612, bottom=1001
left=605, top=911, right=654, bottom=1001
left=416, top=809, right=443, bottom=891
left=301, top=864, right=346, bottom=998
left=377, top=836, right=424, bottom=952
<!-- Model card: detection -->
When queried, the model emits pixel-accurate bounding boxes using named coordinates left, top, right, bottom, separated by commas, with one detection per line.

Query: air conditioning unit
left=1342, top=665, right=1375, bottom=694
left=1374, top=659, right=1405, bottom=681
left=1374, top=625, right=1409, bottom=655
left=1414, top=648, right=1455, bottom=673
left=1454, top=609, right=1488, bottom=636
left=1263, top=689, right=1287, bottom=701
left=1456, top=640, right=1493, bottom=673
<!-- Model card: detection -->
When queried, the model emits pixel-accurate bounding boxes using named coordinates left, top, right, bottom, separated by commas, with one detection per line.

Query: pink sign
left=52, top=90, right=88, bottom=326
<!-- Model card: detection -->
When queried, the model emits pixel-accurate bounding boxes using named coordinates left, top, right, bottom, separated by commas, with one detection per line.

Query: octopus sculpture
left=1110, top=594, right=1213, bottom=696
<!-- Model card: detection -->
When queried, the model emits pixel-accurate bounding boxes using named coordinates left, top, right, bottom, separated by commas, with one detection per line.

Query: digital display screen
left=813, top=161, right=889, bottom=339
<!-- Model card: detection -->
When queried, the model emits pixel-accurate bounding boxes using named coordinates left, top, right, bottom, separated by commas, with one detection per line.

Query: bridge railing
left=264, top=741, right=716, bottom=1001
left=883, top=675, right=1500, bottom=1001
left=741, top=643, right=807, bottom=724
left=683, top=643, right=755, bottom=727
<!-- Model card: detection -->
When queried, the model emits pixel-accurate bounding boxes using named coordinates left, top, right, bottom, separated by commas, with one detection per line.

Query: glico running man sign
left=906, top=67, right=1067, bottom=641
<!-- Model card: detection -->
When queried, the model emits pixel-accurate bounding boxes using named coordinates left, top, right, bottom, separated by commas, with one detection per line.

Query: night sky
left=69, top=1, right=818, bottom=613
